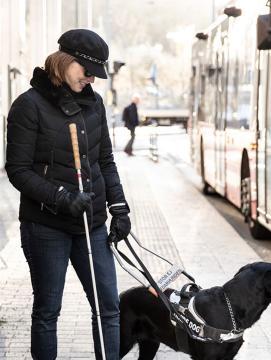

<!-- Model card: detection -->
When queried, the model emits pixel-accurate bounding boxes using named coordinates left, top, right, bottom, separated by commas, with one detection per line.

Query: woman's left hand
left=109, top=214, right=131, bottom=243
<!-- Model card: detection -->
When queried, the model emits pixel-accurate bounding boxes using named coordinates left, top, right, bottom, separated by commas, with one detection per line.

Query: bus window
left=198, top=73, right=206, bottom=122
left=226, top=57, right=239, bottom=128
left=236, top=31, right=254, bottom=130
left=204, top=62, right=216, bottom=124
left=226, top=16, right=254, bottom=130
left=266, top=52, right=271, bottom=217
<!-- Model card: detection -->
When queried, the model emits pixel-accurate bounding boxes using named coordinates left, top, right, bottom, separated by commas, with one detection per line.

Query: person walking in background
left=122, top=94, right=140, bottom=156
left=5, top=28, right=131, bottom=360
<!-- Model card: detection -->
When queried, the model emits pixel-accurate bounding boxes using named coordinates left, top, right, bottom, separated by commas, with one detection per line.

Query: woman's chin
left=72, top=86, right=84, bottom=93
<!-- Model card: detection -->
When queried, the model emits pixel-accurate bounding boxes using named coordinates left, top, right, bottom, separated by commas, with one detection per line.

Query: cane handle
left=69, top=123, right=81, bottom=170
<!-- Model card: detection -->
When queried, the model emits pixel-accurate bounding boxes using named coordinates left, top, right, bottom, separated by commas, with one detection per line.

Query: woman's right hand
left=55, top=187, right=94, bottom=217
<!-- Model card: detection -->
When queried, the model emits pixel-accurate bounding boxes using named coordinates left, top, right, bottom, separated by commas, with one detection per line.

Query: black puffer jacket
left=5, top=67, right=127, bottom=234
left=123, top=103, right=139, bottom=130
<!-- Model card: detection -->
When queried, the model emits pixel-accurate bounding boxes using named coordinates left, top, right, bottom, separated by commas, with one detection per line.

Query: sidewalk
left=0, top=147, right=271, bottom=359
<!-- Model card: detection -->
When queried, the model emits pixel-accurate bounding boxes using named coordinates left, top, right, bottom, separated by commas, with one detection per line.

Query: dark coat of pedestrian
left=5, top=28, right=131, bottom=360
left=122, top=95, right=140, bottom=156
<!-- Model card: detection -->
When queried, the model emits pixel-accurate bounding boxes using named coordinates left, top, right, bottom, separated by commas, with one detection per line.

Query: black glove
left=55, top=187, right=93, bottom=217
left=108, top=203, right=131, bottom=243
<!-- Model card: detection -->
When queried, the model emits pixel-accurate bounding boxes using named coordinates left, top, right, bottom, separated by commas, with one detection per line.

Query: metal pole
left=7, top=65, right=12, bottom=110
left=212, top=0, right=216, bottom=22
left=69, top=123, right=107, bottom=360
left=112, top=113, right=116, bottom=148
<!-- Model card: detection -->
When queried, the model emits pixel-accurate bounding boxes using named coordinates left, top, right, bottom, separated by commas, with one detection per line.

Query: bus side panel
left=200, top=122, right=216, bottom=188
left=225, top=129, right=243, bottom=207
left=249, top=148, right=257, bottom=220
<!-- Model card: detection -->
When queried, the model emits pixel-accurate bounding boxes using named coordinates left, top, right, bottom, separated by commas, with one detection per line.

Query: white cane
left=69, top=123, right=107, bottom=360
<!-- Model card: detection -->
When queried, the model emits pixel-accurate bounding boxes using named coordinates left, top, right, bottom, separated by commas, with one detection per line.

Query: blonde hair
left=44, top=51, right=76, bottom=86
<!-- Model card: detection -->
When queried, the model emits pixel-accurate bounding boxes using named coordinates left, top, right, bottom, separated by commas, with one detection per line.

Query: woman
left=5, top=29, right=130, bottom=360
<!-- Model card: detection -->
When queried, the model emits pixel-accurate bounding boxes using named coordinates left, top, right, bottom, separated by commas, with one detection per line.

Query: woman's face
left=65, top=61, right=95, bottom=92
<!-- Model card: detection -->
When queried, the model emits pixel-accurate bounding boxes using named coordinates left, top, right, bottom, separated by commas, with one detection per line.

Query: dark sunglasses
left=83, top=67, right=92, bottom=78
left=76, top=61, right=92, bottom=77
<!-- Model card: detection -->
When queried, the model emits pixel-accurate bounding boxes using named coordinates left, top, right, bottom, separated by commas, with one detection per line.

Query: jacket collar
left=30, top=67, right=97, bottom=116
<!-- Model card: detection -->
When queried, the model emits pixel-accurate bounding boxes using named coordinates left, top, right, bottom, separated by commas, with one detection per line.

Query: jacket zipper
left=79, top=113, right=92, bottom=183
left=41, top=165, right=48, bottom=210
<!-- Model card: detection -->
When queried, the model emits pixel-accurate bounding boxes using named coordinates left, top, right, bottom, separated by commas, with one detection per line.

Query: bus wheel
left=202, top=181, right=212, bottom=195
left=240, top=177, right=250, bottom=221
left=241, top=177, right=271, bottom=239
left=249, top=218, right=271, bottom=240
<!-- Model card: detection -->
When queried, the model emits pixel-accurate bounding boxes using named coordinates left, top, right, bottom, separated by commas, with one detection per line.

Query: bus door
left=202, top=27, right=222, bottom=192
left=257, top=49, right=271, bottom=223
left=267, top=60, right=271, bottom=221
left=214, top=33, right=227, bottom=195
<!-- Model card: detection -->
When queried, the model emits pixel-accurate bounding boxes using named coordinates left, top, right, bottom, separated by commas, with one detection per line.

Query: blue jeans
left=124, top=128, right=135, bottom=154
left=20, top=222, right=120, bottom=360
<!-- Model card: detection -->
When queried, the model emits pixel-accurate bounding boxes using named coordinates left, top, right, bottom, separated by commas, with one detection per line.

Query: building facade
left=0, top=0, right=92, bottom=169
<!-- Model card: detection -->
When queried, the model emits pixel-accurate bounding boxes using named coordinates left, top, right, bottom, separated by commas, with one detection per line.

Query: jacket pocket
left=40, top=165, right=57, bottom=215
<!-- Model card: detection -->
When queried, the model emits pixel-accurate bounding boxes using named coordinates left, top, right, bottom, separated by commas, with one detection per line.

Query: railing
left=110, top=125, right=187, bottom=163
left=149, top=133, right=158, bottom=162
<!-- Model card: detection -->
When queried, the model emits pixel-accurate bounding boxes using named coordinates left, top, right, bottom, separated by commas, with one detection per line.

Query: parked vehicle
left=140, top=108, right=189, bottom=130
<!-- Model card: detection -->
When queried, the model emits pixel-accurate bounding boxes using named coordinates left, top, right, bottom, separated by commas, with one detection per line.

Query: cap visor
left=78, top=58, right=107, bottom=79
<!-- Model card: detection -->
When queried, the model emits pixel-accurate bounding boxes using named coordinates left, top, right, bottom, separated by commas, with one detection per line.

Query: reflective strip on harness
left=170, top=297, right=244, bottom=343
left=188, top=297, right=206, bottom=325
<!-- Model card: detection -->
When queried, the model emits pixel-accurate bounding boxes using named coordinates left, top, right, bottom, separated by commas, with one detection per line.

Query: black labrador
left=120, top=262, right=271, bottom=360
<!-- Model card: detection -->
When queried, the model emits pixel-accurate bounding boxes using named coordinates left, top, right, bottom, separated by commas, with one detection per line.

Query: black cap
left=58, top=29, right=109, bottom=79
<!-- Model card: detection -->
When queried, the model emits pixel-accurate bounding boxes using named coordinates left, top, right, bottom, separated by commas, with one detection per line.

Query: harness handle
left=123, top=237, right=174, bottom=313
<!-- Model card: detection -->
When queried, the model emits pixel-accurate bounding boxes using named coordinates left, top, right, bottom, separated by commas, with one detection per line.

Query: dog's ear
left=263, top=270, right=271, bottom=299
left=234, top=263, right=252, bottom=277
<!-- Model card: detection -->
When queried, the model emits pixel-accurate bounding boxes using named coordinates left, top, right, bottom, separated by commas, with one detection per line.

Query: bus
left=189, top=1, right=271, bottom=239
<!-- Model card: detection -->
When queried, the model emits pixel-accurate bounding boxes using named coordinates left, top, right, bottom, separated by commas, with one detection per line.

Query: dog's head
left=222, top=262, right=271, bottom=329
left=234, top=262, right=271, bottom=301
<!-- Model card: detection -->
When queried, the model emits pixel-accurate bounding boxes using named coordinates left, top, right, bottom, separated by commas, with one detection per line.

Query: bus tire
left=249, top=218, right=271, bottom=240
left=202, top=181, right=212, bottom=195
left=241, top=176, right=271, bottom=240
left=240, top=177, right=250, bottom=221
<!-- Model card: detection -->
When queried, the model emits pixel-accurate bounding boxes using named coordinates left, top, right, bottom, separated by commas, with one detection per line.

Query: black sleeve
left=98, top=98, right=127, bottom=206
left=5, top=93, right=58, bottom=205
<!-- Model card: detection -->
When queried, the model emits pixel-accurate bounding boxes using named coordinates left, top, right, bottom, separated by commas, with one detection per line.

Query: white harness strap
left=188, top=297, right=206, bottom=325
